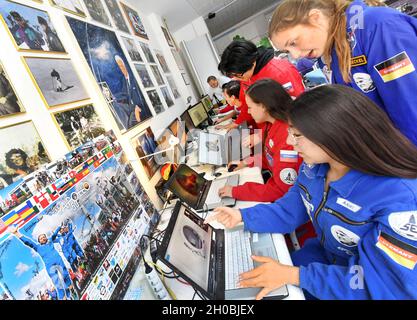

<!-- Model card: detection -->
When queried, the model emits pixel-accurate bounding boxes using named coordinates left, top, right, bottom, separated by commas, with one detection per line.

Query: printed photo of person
left=146, top=89, right=165, bottom=114
left=150, top=65, right=165, bottom=86
left=103, top=0, right=129, bottom=33
left=120, top=3, right=148, bottom=39
left=50, top=0, right=86, bottom=17
left=155, top=51, right=170, bottom=73
left=134, top=64, right=154, bottom=88
left=121, top=37, right=143, bottom=62
left=0, top=62, right=24, bottom=118
left=160, top=86, right=174, bottom=107
left=0, top=1, right=65, bottom=53
left=132, top=128, right=159, bottom=179
left=139, top=42, right=155, bottom=63
left=167, top=75, right=180, bottom=99
left=67, top=17, right=152, bottom=131
left=54, top=104, right=106, bottom=149
left=83, top=0, right=111, bottom=26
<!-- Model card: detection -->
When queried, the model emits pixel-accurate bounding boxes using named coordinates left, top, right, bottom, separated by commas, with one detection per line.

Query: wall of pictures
left=0, top=0, right=194, bottom=212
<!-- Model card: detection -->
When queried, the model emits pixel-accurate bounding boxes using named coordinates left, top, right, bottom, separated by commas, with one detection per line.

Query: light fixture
left=138, top=135, right=180, bottom=161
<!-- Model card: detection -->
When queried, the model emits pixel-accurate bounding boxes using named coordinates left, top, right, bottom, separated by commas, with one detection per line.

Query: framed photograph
left=121, top=36, right=143, bottom=62
left=160, top=86, right=174, bottom=107
left=146, top=89, right=164, bottom=114
left=139, top=42, right=155, bottom=63
left=150, top=65, right=165, bottom=86
left=161, top=26, right=174, bottom=47
left=155, top=51, right=170, bottom=74
left=49, top=0, right=86, bottom=17
left=83, top=0, right=111, bottom=26
left=120, top=2, right=148, bottom=39
left=171, top=48, right=185, bottom=70
left=0, top=121, right=50, bottom=192
left=0, top=1, right=66, bottom=53
left=166, top=75, right=180, bottom=99
left=23, top=56, right=89, bottom=108
left=181, top=72, right=190, bottom=85
left=67, top=17, right=152, bottom=131
left=53, top=104, right=106, bottom=150
left=131, top=127, right=159, bottom=179
left=134, top=64, right=154, bottom=88
left=0, top=61, right=25, bottom=118
left=103, top=0, right=129, bottom=33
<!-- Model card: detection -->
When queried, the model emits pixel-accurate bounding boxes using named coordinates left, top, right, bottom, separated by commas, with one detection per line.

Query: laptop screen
left=201, top=95, right=213, bottom=112
left=166, top=165, right=206, bottom=208
left=188, top=102, right=208, bottom=127
left=164, top=204, right=213, bottom=291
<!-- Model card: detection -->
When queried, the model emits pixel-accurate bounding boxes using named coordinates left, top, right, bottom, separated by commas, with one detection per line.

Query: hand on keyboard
left=218, top=185, right=233, bottom=198
left=204, top=207, right=242, bottom=229
left=238, top=256, right=299, bottom=300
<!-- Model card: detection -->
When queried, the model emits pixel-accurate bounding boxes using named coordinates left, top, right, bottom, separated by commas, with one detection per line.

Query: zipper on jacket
left=323, top=207, right=369, bottom=226
left=313, top=179, right=329, bottom=246
left=298, top=183, right=311, bottom=201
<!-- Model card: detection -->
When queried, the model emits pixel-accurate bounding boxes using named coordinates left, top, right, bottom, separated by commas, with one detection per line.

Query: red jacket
left=218, top=104, right=235, bottom=114
left=234, top=58, right=305, bottom=126
left=232, top=120, right=303, bottom=202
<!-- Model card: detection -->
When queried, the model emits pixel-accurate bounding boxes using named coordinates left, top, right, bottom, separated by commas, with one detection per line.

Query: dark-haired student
left=207, top=85, right=417, bottom=300
left=215, top=81, right=242, bottom=130
left=218, top=39, right=305, bottom=132
left=218, top=79, right=302, bottom=202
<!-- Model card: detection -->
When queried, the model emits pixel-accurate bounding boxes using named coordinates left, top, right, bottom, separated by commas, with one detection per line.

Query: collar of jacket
left=305, top=163, right=365, bottom=198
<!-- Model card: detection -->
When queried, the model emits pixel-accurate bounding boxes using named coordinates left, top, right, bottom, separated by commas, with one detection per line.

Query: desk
left=126, top=166, right=304, bottom=300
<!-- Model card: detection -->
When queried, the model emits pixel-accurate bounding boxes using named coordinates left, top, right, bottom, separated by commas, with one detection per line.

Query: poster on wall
left=134, top=64, right=154, bottom=88
left=23, top=57, right=89, bottom=108
left=103, top=0, right=130, bottom=33
left=66, top=17, right=152, bottom=131
left=150, top=65, right=165, bottom=86
left=0, top=121, right=50, bottom=198
left=166, top=75, right=180, bottom=99
left=171, top=49, right=185, bottom=70
left=83, top=0, right=111, bottom=26
left=0, top=131, right=160, bottom=300
left=155, top=51, right=170, bottom=74
left=0, top=1, right=66, bottom=53
left=53, top=104, right=106, bottom=150
left=120, top=2, right=148, bottom=40
left=161, top=26, right=174, bottom=48
left=121, top=37, right=143, bottom=63
left=49, top=0, right=86, bottom=17
left=139, top=42, right=155, bottom=64
left=0, top=62, right=25, bottom=118
left=160, top=86, right=174, bottom=107
left=146, top=90, right=164, bottom=115
left=131, top=128, right=159, bottom=180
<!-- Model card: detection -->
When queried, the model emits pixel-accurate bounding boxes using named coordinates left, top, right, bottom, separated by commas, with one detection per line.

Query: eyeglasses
left=287, top=128, right=304, bottom=145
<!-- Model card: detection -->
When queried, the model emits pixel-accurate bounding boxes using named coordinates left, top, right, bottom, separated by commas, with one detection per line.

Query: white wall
left=0, top=0, right=193, bottom=209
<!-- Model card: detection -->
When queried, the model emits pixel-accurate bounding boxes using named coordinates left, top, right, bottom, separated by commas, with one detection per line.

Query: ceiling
left=128, top=0, right=281, bottom=36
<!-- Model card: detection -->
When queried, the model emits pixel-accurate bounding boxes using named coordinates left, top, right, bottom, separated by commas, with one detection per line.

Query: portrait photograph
left=67, top=17, right=152, bottom=131
left=120, top=2, right=148, bottom=40
left=167, top=75, right=180, bottom=99
left=54, top=104, right=106, bottom=150
left=134, top=64, right=154, bottom=88
left=0, top=1, right=66, bottom=53
left=0, top=62, right=24, bottom=118
left=131, top=127, right=159, bottom=180
left=161, top=26, right=174, bottom=47
left=23, top=57, right=89, bottom=108
left=150, top=65, right=165, bottom=86
left=155, top=51, right=170, bottom=74
left=146, top=89, right=164, bottom=115
left=49, top=0, right=86, bottom=17
left=121, top=36, right=143, bottom=62
left=0, top=121, right=50, bottom=192
left=160, top=86, right=174, bottom=107
left=171, top=48, right=185, bottom=70
left=83, top=0, right=111, bottom=26
left=139, top=42, right=155, bottom=63
left=103, top=0, right=129, bottom=33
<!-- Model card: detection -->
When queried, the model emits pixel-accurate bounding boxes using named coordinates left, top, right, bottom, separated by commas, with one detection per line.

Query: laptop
left=164, top=164, right=239, bottom=211
left=198, top=124, right=251, bottom=166
left=158, top=202, right=289, bottom=300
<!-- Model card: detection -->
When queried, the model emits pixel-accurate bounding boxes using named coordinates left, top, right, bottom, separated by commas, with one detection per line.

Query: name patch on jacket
left=280, top=150, right=298, bottom=163
left=374, top=51, right=415, bottom=83
left=376, top=232, right=417, bottom=270
left=351, top=55, right=367, bottom=67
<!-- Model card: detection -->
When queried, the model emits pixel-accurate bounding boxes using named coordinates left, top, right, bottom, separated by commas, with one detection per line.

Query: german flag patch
left=376, top=231, right=417, bottom=270
left=374, top=51, right=415, bottom=83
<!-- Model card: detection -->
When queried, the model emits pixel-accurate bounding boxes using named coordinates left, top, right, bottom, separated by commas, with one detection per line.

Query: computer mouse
left=228, top=164, right=238, bottom=172
left=213, top=172, right=222, bottom=177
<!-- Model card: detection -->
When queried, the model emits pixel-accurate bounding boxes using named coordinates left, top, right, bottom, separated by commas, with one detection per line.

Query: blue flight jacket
left=240, top=163, right=417, bottom=299
left=323, top=0, right=417, bottom=145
